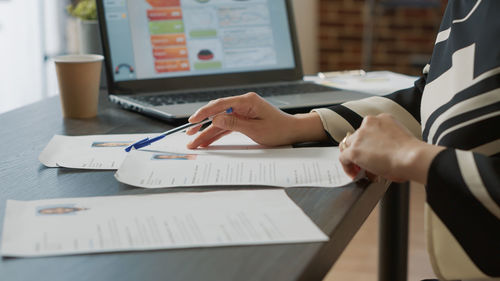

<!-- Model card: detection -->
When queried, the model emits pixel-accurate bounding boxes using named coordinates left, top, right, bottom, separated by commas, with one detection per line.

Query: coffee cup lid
left=53, top=54, right=104, bottom=63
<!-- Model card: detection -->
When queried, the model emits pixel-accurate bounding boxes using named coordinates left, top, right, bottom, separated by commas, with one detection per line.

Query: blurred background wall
left=319, top=0, right=447, bottom=76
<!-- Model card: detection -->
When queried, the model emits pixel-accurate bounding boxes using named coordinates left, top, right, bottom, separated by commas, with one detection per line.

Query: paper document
left=39, top=134, right=150, bottom=169
left=1, top=190, right=328, bottom=258
left=305, top=71, right=418, bottom=96
left=39, top=132, right=263, bottom=170
left=115, top=147, right=351, bottom=188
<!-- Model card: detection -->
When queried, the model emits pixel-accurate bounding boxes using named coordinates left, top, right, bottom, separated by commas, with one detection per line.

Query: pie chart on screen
left=197, top=49, right=214, bottom=60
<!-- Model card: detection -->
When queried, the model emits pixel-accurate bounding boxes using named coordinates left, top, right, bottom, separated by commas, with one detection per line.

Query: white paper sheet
left=115, top=147, right=351, bottom=188
left=39, top=134, right=150, bottom=169
left=1, top=190, right=328, bottom=258
left=39, top=132, right=264, bottom=170
left=305, top=71, right=418, bottom=96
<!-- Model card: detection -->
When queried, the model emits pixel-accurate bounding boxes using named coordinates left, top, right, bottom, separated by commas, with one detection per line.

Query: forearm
left=287, top=112, right=329, bottom=144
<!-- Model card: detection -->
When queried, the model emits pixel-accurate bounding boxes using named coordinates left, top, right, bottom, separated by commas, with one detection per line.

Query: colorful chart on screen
left=103, top=0, right=294, bottom=81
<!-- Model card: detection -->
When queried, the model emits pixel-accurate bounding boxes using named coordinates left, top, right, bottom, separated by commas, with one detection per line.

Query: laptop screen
left=101, top=0, right=296, bottom=83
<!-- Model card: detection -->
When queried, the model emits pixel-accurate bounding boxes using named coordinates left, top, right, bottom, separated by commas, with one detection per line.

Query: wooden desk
left=0, top=95, right=400, bottom=281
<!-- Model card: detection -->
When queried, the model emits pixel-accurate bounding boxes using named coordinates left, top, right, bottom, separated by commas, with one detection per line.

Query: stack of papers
left=1, top=190, right=328, bottom=257
left=38, top=132, right=351, bottom=189
left=305, top=70, right=418, bottom=96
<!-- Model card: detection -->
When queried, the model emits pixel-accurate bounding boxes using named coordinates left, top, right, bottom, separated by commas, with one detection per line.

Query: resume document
left=115, top=147, right=351, bottom=188
left=39, top=132, right=263, bottom=170
left=1, top=190, right=328, bottom=257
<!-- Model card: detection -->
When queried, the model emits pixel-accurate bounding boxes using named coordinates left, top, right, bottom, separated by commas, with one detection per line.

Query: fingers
left=339, top=130, right=371, bottom=180
left=187, top=111, right=257, bottom=149
left=199, top=130, right=233, bottom=148
left=344, top=164, right=361, bottom=179
left=187, top=125, right=227, bottom=149
left=186, top=93, right=256, bottom=136
left=189, top=92, right=261, bottom=123
left=211, top=113, right=256, bottom=132
left=339, top=156, right=361, bottom=179
left=338, top=131, right=358, bottom=179
left=185, top=123, right=204, bottom=135
left=340, top=148, right=380, bottom=181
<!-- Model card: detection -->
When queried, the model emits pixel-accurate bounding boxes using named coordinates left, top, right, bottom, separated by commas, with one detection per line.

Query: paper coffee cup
left=54, top=54, right=104, bottom=118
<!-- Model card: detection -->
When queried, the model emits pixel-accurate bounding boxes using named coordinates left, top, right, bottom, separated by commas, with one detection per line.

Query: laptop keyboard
left=129, top=83, right=335, bottom=106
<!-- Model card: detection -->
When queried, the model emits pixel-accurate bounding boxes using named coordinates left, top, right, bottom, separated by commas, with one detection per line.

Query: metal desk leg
left=378, top=182, right=410, bottom=281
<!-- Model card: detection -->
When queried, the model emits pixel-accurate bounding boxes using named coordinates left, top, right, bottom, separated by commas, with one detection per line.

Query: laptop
left=96, top=0, right=369, bottom=120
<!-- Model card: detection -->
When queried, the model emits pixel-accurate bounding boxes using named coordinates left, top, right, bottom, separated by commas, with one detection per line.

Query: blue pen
left=125, top=107, right=233, bottom=152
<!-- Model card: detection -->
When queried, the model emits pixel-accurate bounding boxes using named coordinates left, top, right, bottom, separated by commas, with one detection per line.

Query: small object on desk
left=53, top=54, right=104, bottom=119
left=305, top=70, right=418, bottom=96
left=318, top=69, right=366, bottom=79
left=125, top=108, right=233, bottom=152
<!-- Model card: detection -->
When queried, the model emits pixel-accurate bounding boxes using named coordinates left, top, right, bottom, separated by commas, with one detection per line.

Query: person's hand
left=339, top=113, right=445, bottom=184
left=186, top=92, right=327, bottom=149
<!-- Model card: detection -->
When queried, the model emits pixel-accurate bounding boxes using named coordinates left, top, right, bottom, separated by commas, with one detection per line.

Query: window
left=0, top=0, right=70, bottom=114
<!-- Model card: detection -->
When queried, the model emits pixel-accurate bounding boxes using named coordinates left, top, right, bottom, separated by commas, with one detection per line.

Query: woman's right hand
left=186, top=92, right=327, bottom=149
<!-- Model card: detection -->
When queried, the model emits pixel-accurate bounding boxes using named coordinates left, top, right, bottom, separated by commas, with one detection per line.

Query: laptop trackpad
left=265, top=98, right=289, bottom=107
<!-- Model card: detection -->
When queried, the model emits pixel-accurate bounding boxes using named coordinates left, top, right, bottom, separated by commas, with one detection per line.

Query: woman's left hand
left=339, top=113, right=445, bottom=184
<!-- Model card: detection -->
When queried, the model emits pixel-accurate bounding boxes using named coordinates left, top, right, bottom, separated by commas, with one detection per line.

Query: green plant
left=67, top=0, right=97, bottom=20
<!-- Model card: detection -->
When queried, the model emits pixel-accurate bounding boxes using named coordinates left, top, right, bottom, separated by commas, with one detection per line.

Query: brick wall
left=319, top=0, right=447, bottom=76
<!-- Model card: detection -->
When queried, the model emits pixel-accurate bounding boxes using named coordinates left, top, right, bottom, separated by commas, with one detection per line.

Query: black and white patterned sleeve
left=312, top=74, right=427, bottom=144
left=426, top=148, right=500, bottom=277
